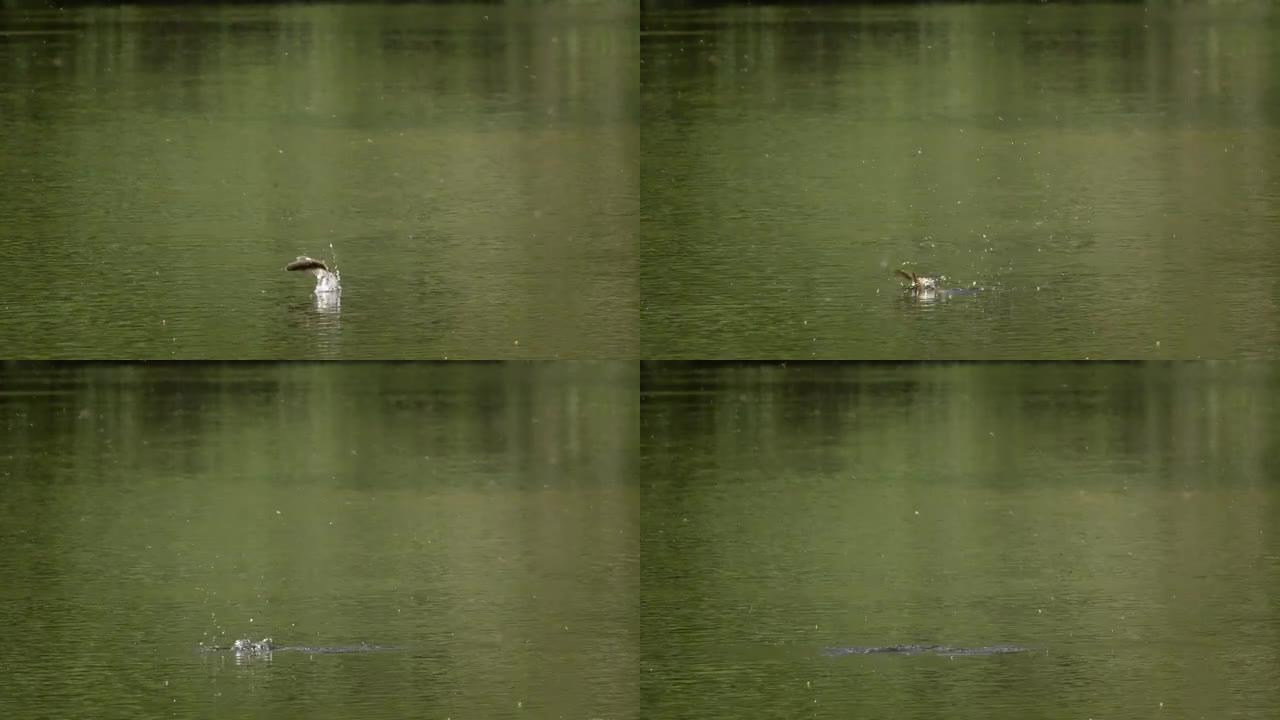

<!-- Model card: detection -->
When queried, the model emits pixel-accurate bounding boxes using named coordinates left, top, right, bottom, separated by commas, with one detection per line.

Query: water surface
left=641, top=362, right=1280, bottom=719
left=0, top=362, right=637, bottom=719
left=641, top=3, right=1280, bottom=358
left=0, top=3, right=637, bottom=358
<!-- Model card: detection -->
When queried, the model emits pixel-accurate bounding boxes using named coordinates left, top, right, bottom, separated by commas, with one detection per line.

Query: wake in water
left=824, top=644, right=1031, bottom=657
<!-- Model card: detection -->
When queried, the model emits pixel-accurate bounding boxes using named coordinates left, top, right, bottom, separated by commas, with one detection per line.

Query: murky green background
left=641, top=362, right=1280, bottom=719
left=0, top=3, right=636, bottom=359
left=641, top=3, right=1280, bottom=358
left=0, top=362, right=637, bottom=719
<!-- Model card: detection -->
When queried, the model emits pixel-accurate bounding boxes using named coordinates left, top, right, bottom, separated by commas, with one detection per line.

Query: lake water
left=641, top=2, right=1280, bottom=358
left=0, top=362, right=637, bottom=719
left=0, top=3, right=637, bottom=359
left=641, top=362, right=1280, bottom=719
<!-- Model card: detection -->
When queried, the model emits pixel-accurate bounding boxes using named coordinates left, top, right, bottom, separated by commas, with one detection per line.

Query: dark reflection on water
left=641, top=362, right=1280, bottom=720
left=0, top=362, right=637, bottom=720
left=641, top=2, right=1280, bottom=358
left=0, top=3, right=637, bottom=359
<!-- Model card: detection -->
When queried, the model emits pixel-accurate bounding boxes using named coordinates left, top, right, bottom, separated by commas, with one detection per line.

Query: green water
left=0, top=362, right=638, bottom=719
left=641, top=362, right=1280, bottom=719
left=641, top=2, right=1280, bottom=358
left=3, top=0, right=1280, bottom=715
left=0, top=3, right=637, bottom=359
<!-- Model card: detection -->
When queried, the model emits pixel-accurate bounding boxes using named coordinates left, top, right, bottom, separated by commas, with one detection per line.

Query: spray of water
left=328, top=241, right=341, bottom=289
